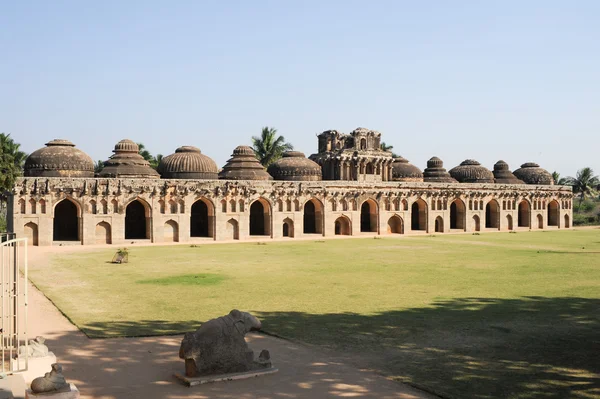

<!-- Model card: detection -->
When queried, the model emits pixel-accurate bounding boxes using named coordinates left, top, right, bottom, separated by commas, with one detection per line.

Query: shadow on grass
left=80, top=297, right=600, bottom=399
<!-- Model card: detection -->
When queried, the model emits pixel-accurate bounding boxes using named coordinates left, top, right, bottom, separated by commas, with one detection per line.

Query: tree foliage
left=552, top=171, right=569, bottom=186
left=0, top=133, right=27, bottom=197
left=137, top=143, right=162, bottom=170
left=565, top=167, right=600, bottom=208
left=251, top=127, right=293, bottom=167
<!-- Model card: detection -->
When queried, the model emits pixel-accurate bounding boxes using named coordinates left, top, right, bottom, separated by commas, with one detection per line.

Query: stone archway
left=95, top=222, right=112, bottom=244
left=164, top=220, right=179, bottom=242
left=507, top=215, right=514, bottom=231
left=53, top=198, right=80, bottom=241
left=360, top=199, right=378, bottom=233
left=387, top=215, right=403, bottom=234
left=191, top=198, right=214, bottom=238
left=537, top=214, right=543, bottom=229
left=547, top=200, right=559, bottom=227
left=450, top=199, right=466, bottom=230
left=473, top=215, right=481, bottom=232
left=24, top=222, right=39, bottom=246
left=518, top=201, right=530, bottom=227
left=334, top=216, right=352, bottom=236
left=485, top=200, right=500, bottom=229
left=435, top=216, right=444, bottom=233
left=226, top=219, right=239, bottom=240
left=303, top=199, right=323, bottom=234
left=282, top=218, right=294, bottom=238
left=125, top=199, right=150, bottom=239
left=250, top=198, right=271, bottom=236
left=564, top=214, right=570, bottom=228
left=411, top=199, right=427, bottom=231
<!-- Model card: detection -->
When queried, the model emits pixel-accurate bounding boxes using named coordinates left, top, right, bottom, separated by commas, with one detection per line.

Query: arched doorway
left=485, top=200, right=500, bottom=229
left=411, top=199, right=427, bottom=231
left=303, top=199, right=323, bottom=234
left=190, top=198, right=214, bottom=238
left=435, top=216, right=444, bottom=233
left=250, top=198, right=271, bottom=236
left=53, top=199, right=79, bottom=241
left=450, top=199, right=466, bottom=230
left=334, top=216, right=351, bottom=236
left=547, top=201, right=559, bottom=226
left=537, top=214, right=543, bottom=229
left=226, top=219, right=239, bottom=240
left=473, top=215, right=481, bottom=232
left=360, top=199, right=378, bottom=233
left=164, top=220, right=179, bottom=242
left=283, top=218, right=294, bottom=238
left=507, top=215, right=514, bottom=231
left=125, top=200, right=149, bottom=239
left=95, top=222, right=111, bottom=244
left=564, top=214, right=570, bottom=228
left=24, top=222, right=39, bottom=246
left=518, top=201, right=530, bottom=227
left=387, top=215, right=403, bottom=234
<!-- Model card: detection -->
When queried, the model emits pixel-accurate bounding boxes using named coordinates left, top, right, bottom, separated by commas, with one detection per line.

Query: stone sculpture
left=18, top=336, right=50, bottom=358
left=179, top=309, right=271, bottom=377
left=30, top=363, right=69, bottom=394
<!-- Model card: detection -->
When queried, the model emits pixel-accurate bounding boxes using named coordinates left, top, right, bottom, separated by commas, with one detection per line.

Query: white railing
left=1, top=237, right=28, bottom=374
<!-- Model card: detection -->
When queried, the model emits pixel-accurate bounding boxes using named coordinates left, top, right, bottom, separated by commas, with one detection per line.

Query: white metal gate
left=1, top=237, right=28, bottom=374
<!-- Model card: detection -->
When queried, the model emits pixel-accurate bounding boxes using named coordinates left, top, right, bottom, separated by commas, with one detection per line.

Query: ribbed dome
left=391, top=156, right=423, bottom=182
left=219, top=145, right=272, bottom=180
left=423, top=157, right=457, bottom=183
left=449, top=159, right=495, bottom=183
left=98, top=139, right=160, bottom=179
left=157, top=146, right=218, bottom=179
left=24, top=139, right=94, bottom=178
left=267, top=151, right=322, bottom=181
left=493, top=160, right=524, bottom=184
left=513, top=162, right=554, bottom=185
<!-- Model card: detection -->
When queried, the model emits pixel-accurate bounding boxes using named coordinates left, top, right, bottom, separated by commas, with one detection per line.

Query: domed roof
left=423, top=157, right=457, bottom=183
left=391, top=156, right=423, bottom=182
left=98, top=139, right=160, bottom=179
left=218, top=145, right=272, bottom=180
left=157, top=146, right=218, bottom=179
left=267, top=151, right=322, bottom=181
left=493, top=160, right=524, bottom=184
left=24, top=139, right=94, bottom=178
left=448, top=159, right=495, bottom=183
left=513, top=162, right=554, bottom=185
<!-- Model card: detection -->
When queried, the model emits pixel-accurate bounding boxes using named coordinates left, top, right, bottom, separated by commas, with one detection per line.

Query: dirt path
left=22, top=245, right=436, bottom=399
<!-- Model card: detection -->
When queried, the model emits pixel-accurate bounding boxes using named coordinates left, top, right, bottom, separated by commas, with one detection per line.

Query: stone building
left=11, top=128, right=573, bottom=246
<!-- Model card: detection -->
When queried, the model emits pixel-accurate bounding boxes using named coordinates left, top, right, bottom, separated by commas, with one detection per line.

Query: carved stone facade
left=11, top=177, right=573, bottom=246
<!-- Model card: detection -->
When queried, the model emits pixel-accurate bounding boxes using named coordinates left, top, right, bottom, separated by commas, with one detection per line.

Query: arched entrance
left=547, top=201, right=559, bottom=227
left=53, top=199, right=79, bottom=241
left=360, top=199, right=378, bottom=233
left=411, top=199, right=427, bottom=231
left=537, top=214, right=543, bottom=229
left=303, top=199, right=323, bottom=234
left=387, top=215, right=403, bottom=234
left=435, top=216, right=444, bottom=233
left=164, top=220, right=179, bottom=242
left=507, top=215, right=514, bottom=231
left=334, top=216, right=351, bottom=236
left=226, top=219, right=239, bottom=240
left=564, top=214, right=570, bottom=228
left=450, top=199, right=466, bottom=230
left=190, top=198, right=214, bottom=238
left=24, top=222, right=39, bottom=246
left=283, top=218, right=294, bottom=238
left=518, top=201, right=530, bottom=227
left=250, top=198, right=271, bottom=236
left=95, top=222, right=111, bottom=244
left=125, top=200, right=149, bottom=239
left=485, top=200, right=500, bottom=229
left=473, top=215, right=481, bottom=232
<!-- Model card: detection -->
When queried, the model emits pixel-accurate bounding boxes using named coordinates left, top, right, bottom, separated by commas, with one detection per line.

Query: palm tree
left=137, top=143, right=154, bottom=163
left=251, top=127, right=293, bottom=167
left=0, top=133, right=27, bottom=171
left=552, top=171, right=569, bottom=186
left=94, top=160, right=104, bottom=174
left=150, top=154, right=163, bottom=170
left=567, top=167, right=599, bottom=208
left=0, top=133, right=27, bottom=225
left=381, top=142, right=398, bottom=158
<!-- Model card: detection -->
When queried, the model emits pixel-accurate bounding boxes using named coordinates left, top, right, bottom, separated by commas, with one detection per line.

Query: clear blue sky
left=1, top=1, right=598, bottom=177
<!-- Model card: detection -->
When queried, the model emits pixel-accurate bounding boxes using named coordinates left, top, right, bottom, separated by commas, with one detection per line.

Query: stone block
left=25, top=384, right=79, bottom=399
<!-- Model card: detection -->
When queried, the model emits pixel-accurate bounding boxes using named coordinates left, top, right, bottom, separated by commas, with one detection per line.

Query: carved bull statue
left=179, top=309, right=265, bottom=377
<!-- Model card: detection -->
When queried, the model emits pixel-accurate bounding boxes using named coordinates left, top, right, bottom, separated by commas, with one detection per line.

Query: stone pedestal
left=25, top=384, right=79, bottom=399
left=11, top=353, right=57, bottom=384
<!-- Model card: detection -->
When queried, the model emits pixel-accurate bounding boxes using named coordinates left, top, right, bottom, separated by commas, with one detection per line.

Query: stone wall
left=11, top=177, right=574, bottom=246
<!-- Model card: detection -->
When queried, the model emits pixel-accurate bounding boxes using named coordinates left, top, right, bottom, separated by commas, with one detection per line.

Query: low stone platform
left=174, top=368, right=279, bottom=387
left=11, top=354, right=57, bottom=384
left=25, top=384, right=79, bottom=399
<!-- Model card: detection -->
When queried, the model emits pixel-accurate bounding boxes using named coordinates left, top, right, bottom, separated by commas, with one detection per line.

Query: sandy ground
left=15, top=244, right=437, bottom=399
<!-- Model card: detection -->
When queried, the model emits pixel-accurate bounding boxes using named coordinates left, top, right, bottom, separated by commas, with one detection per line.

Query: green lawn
left=31, top=230, right=600, bottom=399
